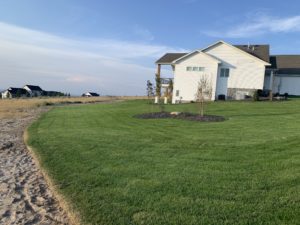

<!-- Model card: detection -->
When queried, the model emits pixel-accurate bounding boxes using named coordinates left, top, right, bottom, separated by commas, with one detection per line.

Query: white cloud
left=204, top=14, right=300, bottom=38
left=0, top=22, right=186, bottom=95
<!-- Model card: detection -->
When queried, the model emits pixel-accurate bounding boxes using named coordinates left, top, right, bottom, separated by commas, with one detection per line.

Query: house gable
left=172, top=50, right=220, bottom=102
left=202, top=41, right=271, bottom=66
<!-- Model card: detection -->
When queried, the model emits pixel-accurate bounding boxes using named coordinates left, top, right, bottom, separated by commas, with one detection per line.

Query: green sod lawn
left=28, top=100, right=300, bottom=225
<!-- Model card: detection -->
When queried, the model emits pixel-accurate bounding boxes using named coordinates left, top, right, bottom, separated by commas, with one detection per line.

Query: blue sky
left=1, top=0, right=300, bottom=95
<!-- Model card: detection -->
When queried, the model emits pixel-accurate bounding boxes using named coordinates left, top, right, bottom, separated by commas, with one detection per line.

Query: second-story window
left=186, top=66, right=205, bottom=72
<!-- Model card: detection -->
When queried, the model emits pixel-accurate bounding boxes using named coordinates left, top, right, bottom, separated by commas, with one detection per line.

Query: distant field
left=0, top=96, right=147, bottom=119
left=28, top=100, right=300, bottom=225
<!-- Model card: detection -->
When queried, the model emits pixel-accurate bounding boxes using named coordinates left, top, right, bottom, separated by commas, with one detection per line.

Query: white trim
left=201, top=40, right=271, bottom=66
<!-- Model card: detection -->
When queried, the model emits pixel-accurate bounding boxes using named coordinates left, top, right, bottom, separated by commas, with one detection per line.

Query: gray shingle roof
left=8, top=88, right=28, bottom=95
left=268, top=55, right=300, bottom=74
left=24, top=85, right=43, bottom=91
left=155, top=53, right=187, bottom=64
left=234, top=45, right=270, bottom=63
left=269, top=55, right=300, bottom=68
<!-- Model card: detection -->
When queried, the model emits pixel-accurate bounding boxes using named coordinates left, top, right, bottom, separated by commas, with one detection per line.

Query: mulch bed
left=134, top=112, right=226, bottom=122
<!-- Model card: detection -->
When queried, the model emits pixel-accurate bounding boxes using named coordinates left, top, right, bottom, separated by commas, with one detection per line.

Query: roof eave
left=155, top=62, right=175, bottom=65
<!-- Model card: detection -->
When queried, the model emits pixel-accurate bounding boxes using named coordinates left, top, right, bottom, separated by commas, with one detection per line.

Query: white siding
left=274, top=76, right=300, bottom=95
left=172, top=52, right=219, bottom=103
left=204, top=43, right=266, bottom=96
left=1, top=91, right=9, bottom=99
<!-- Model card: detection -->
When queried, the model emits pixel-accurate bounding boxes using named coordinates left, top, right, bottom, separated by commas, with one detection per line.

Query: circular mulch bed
left=134, top=112, right=226, bottom=122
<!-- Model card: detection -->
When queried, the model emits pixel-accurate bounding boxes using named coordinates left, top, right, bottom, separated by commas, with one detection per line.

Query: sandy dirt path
left=0, top=108, right=70, bottom=225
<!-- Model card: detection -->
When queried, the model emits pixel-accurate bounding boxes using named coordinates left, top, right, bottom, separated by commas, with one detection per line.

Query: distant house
left=82, top=92, right=100, bottom=97
left=42, top=91, right=64, bottom=97
left=23, top=85, right=43, bottom=97
left=1, top=84, right=66, bottom=99
left=1, top=87, right=29, bottom=99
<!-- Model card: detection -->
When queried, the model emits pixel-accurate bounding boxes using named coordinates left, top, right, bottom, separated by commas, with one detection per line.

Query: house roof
left=7, top=87, right=28, bottom=95
left=269, top=55, right=300, bottom=68
left=43, top=91, right=62, bottom=95
left=156, top=41, right=271, bottom=65
left=155, top=53, right=187, bottom=64
left=268, top=55, right=300, bottom=74
left=24, top=85, right=43, bottom=91
left=234, top=45, right=270, bottom=63
left=84, top=92, right=99, bottom=96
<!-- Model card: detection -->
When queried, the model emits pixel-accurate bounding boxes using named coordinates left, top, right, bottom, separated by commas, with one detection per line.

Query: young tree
left=195, top=76, right=212, bottom=117
left=168, top=79, right=173, bottom=102
left=146, top=80, right=154, bottom=99
left=155, top=74, right=161, bottom=99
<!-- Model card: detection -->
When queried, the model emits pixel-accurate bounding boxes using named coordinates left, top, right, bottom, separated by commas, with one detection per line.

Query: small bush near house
left=253, top=90, right=260, bottom=101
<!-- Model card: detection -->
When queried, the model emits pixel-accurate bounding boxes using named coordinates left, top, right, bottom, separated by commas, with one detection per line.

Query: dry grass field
left=0, top=96, right=148, bottom=119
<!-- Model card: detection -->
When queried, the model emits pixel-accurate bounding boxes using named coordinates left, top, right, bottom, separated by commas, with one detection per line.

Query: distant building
left=1, top=84, right=66, bottom=99
left=1, top=87, right=29, bottom=99
left=42, top=91, right=64, bottom=97
left=82, top=92, right=100, bottom=97
left=23, top=85, right=43, bottom=97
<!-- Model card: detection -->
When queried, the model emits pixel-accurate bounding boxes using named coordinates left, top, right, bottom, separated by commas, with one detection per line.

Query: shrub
left=44, top=102, right=54, bottom=106
left=253, top=90, right=259, bottom=101
left=257, top=89, right=263, bottom=97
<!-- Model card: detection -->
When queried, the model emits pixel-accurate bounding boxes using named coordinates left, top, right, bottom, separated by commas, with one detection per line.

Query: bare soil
left=0, top=108, right=70, bottom=225
left=134, top=112, right=226, bottom=122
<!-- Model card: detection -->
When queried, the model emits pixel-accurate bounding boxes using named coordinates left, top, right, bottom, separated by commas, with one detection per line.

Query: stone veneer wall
left=227, top=88, right=256, bottom=100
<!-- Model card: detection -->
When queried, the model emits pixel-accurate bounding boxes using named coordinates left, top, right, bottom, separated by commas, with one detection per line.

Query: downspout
left=269, top=70, right=274, bottom=101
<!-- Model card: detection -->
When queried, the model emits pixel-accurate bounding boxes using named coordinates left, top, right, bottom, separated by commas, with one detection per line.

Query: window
left=186, top=66, right=205, bottom=72
left=176, top=90, right=180, bottom=97
left=220, top=68, right=230, bottom=78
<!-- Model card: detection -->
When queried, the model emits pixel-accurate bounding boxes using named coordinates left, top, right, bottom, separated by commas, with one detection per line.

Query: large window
left=186, top=66, right=205, bottom=72
left=220, top=68, right=230, bottom=77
